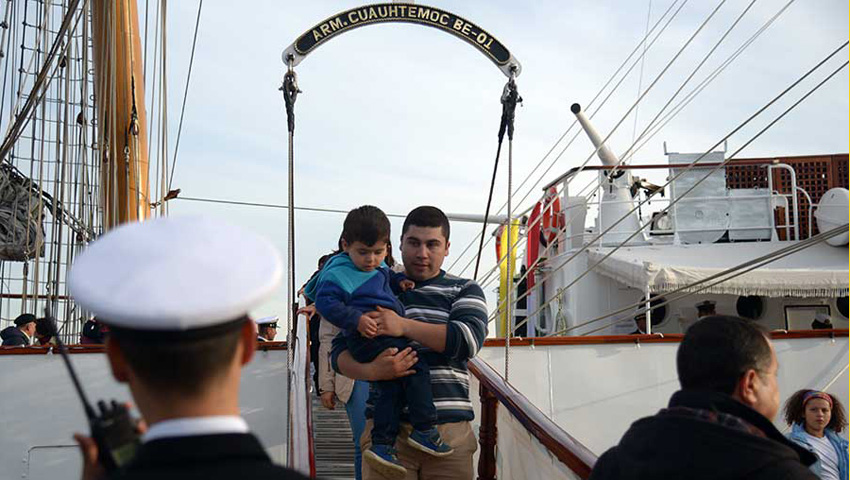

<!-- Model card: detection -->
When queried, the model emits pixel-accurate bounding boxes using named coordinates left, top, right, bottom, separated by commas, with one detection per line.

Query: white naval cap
left=68, top=216, right=283, bottom=332
left=255, top=315, right=279, bottom=326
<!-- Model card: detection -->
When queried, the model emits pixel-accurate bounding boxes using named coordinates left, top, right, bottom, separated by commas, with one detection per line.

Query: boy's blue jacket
left=303, top=253, right=404, bottom=335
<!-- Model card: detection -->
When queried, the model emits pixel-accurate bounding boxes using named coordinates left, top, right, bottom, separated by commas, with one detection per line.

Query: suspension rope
left=474, top=75, right=521, bottom=281
left=502, top=74, right=520, bottom=379
left=280, top=56, right=301, bottom=457
left=281, top=56, right=300, bottom=359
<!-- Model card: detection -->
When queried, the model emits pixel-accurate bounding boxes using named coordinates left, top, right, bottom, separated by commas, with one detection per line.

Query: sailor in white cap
left=256, top=315, right=279, bottom=342
left=68, top=216, right=308, bottom=480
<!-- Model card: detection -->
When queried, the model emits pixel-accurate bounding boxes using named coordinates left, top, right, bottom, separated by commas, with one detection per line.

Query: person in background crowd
left=784, top=389, right=849, bottom=480
left=80, top=317, right=108, bottom=344
left=256, top=316, right=279, bottom=342
left=35, top=317, right=57, bottom=345
left=1, top=313, right=37, bottom=346
left=590, top=315, right=818, bottom=480
left=811, top=313, right=834, bottom=330
left=695, top=299, right=716, bottom=318
left=299, top=242, right=344, bottom=395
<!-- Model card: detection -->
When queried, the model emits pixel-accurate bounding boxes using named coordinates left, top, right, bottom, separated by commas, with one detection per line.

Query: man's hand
left=73, top=433, right=104, bottom=480
left=368, top=306, right=406, bottom=337
left=73, top=407, right=146, bottom=480
left=297, top=304, right=316, bottom=318
left=369, top=347, right=418, bottom=380
left=357, top=315, right=378, bottom=338
left=320, top=391, right=336, bottom=410
left=399, top=279, right=415, bottom=291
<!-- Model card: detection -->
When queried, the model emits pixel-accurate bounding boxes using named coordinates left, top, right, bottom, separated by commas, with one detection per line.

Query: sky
left=143, top=0, right=850, bottom=330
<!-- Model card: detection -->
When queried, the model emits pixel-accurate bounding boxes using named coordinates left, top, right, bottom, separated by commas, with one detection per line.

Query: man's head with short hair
left=109, top=321, right=245, bottom=396
left=677, top=315, right=780, bottom=419
left=400, top=206, right=451, bottom=282
left=401, top=206, right=450, bottom=242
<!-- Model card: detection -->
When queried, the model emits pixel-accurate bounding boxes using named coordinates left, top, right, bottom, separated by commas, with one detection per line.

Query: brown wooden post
left=478, top=384, right=498, bottom=480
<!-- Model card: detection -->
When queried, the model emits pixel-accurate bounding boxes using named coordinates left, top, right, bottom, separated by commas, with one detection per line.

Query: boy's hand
left=368, top=306, right=406, bottom=337
left=357, top=315, right=378, bottom=338
left=399, top=279, right=415, bottom=291
left=320, top=391, right=336, bottom=410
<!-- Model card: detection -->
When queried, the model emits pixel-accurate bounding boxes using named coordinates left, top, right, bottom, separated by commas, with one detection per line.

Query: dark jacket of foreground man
left=589, top=390, right=818, bottom=480
left=112, top=433, right=311, bottom=480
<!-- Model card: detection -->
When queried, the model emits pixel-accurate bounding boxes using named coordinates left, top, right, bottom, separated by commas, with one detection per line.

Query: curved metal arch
left=281, top=3, right=521, bottom=78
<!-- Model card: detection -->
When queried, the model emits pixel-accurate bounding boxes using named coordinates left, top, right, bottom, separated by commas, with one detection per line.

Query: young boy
left=304, top=205, right=453, bottom=478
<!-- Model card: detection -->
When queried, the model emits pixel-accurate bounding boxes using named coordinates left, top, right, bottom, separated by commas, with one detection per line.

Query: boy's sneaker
left=364, top=444, right=406, bottom=479
left=406, top=429, right=454, bottom=457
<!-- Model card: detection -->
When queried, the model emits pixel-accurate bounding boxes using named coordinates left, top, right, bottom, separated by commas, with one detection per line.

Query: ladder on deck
left=312, top=395, right=357, bottom=479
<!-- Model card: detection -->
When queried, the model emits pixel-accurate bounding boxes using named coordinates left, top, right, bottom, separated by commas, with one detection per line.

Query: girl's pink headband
left=803, top=391, right=833, bottom=408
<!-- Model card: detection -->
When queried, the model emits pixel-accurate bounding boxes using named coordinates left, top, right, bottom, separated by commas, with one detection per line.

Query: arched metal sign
left=281, top=3, right=521, bottom=78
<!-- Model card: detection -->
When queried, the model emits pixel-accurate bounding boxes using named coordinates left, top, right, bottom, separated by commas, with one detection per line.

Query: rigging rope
left=0, top=0, right=84, bottom=162
left=541, top=223, right=849, bottom=337
left=471, top=0, right=799, bottom=295
left=500, top=53, right=849, bottom=333
left=166, top=0, right=203, bottom=193
left=448, top=0, right=688, bottom=275
left=621, top=0, right=797, bottom=165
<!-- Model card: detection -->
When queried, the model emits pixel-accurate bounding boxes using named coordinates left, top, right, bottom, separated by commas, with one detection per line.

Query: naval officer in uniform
left=256, top=315, right=279, bottom=342
left=68, top=216, right=309, bottom=480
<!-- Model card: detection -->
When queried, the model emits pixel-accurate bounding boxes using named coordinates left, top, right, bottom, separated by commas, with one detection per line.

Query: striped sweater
left=332, top=270, right=488, bottom=424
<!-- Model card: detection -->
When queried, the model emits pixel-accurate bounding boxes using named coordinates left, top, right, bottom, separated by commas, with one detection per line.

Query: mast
left=91, top=1, right=150, bottom=228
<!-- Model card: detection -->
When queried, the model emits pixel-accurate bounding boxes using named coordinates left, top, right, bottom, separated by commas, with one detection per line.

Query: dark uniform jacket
left=112, top=433, right=310, bottom=480
left=0, top=326, right=28, bottom=346
left=589, top=390, right=818, bottom=480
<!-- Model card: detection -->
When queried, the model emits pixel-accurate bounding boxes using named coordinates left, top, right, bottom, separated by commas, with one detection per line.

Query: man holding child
left=312, top=205, right=487, bottom=479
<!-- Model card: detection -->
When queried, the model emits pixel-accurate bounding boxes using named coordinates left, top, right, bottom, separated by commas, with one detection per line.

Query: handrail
left=0, top=341, right=288, bottom=355
left=471, top=328, right=848, bottom=479
left=468, top=357, right=597, bottom=479
left=482, top=329, right=849, bottom=348
left=542, top=158, right=783, bottom=191
left=287, top=304, right=316, bottom=477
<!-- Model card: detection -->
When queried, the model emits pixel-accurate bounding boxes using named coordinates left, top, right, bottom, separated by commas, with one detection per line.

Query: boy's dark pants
left=347, top=333, right=437, bottom=446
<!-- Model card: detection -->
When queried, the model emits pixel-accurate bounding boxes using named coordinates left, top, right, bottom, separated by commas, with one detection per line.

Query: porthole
left=837, top=296, right=849, bottom=319
left=736, top=295, right=764, bottom=320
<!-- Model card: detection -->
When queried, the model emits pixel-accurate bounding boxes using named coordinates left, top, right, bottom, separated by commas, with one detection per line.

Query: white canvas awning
left=587, top=242, right=849, bottom=298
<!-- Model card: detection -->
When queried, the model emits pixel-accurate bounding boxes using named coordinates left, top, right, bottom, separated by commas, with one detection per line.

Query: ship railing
left=543, top=160, right=808, bottom=249
left=286, top=299, right=315, bottom=477
left=469, top=357, right=597, bottom=480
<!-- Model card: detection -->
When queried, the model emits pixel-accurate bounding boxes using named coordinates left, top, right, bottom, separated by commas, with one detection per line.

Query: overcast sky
left=144, top=0, right=849, bottom=327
